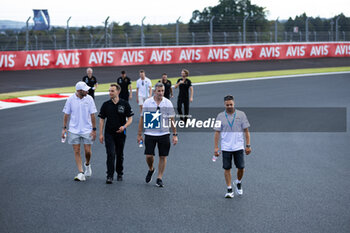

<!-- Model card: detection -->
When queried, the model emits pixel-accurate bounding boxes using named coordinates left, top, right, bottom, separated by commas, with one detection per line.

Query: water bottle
left=139, top=139, right=143, bottom=148
left=61, top=132, right=67, bottom=143
left=212, top=155, right=218, bottom=162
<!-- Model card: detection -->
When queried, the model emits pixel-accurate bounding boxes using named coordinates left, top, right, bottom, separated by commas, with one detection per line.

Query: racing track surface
left=0, top=57, right=350, bottom=93
left=0, top=72, right=349, bottom=233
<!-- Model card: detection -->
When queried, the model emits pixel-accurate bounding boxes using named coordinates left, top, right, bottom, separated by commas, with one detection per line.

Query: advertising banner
left=1, top=42, right=349, bottom=71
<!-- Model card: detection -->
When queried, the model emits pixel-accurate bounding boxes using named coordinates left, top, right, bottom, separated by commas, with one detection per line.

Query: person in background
left=117, top=70, right=132, bottom=102
left=174, top=69, right=193, bottom=123
left=82, top=68, right=98, bottom=99
left=136, top=70, right=152, bottom=114
left=158, top=73, right=173, bottom=99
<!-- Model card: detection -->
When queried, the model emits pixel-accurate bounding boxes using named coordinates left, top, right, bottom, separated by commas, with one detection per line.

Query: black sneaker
left=117, top=175, right=123, bottom=181
left=145, top=169, right=155, bottom=183
left=156, top=178, right=164, bottom=188
left=106, top=177, right=113, bottom=184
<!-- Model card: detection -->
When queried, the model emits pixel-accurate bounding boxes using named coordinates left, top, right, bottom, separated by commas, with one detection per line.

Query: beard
left=226, top=107, right=234, bottom=113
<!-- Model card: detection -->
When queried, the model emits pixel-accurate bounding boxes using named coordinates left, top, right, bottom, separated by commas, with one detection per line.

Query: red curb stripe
left=39, top=94, right=69, bottom=98
left=1, top=98, right=36, bottom=103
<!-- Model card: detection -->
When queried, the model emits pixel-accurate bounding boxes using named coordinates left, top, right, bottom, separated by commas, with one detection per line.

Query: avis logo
left=143, top=110, right=161, bottom=129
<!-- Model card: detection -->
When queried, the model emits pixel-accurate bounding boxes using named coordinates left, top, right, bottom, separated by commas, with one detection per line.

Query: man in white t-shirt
left=136, top=70, right=152, bottom=114
left=62, top=81, right=97, bottom=181
left=214, top=95, right=251, bottom=198
left=137, top=82, right=178, bottom=187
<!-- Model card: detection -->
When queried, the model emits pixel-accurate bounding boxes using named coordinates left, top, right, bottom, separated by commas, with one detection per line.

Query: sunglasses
left=224, top=95, right=234, bottom=101
left=142, top=81, right=144, bottom=86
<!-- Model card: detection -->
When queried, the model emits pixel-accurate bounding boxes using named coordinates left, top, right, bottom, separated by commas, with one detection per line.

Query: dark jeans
left=104, top=132, right=126, bottom=178
left=177, top=98, right=189, bottom=123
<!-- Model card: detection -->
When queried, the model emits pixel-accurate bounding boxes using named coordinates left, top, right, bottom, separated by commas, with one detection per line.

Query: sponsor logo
left=179, top=49, right=201, bottom=61
left=0, top=54, right=15, bottom=68
left=89, top=51, right=114, bottom=64
left=150, top=50, right=173, bottom=62
left=207, top=48, right=229, bottom=60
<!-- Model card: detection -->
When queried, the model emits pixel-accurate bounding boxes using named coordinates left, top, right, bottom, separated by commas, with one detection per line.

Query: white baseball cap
left=75, top=81, right=90, bottom=91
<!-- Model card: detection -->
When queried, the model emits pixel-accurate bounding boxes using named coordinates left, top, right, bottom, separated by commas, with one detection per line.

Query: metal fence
left=0, top=19, right=349, bottom=51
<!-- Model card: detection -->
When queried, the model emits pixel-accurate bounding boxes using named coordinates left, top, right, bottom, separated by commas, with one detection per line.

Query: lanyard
left=225, top=111, right=236, bottom=129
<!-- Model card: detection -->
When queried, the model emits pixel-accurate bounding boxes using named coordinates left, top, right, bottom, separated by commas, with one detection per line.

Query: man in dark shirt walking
left=82, top=68, right=98, bottom=99
left=116, top=70, right=132, bottom=102
left=158, top=73, right=173, bottom=99
left=174, top=69, right=193, bottom=123
left=99, top=84, right=134, bottom=184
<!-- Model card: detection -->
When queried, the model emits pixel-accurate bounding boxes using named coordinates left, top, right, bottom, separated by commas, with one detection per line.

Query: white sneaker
left=74, top=173, right=86, bottom=181
left=234, top=180, right=243, bottom=196
left=84, top=164, right=92, bottom=177
left=225, top=189, right=234, bottom=198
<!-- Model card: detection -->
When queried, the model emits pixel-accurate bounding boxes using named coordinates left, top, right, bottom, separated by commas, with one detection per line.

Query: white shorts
left=68, top=132, right=93, bottom=145
left=138, top=96, right=147, bottom=105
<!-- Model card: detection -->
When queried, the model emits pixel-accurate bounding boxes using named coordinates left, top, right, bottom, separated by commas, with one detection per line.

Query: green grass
left=1, top=66, right=350, bottom=100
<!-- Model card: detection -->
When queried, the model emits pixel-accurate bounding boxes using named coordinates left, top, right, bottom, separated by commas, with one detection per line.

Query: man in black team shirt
left=174, top=69, right=193, bottom=123
left=82, top=68, right=98, bottom=99
left=158, top=73, right=173, bottom=99
left=99, top=84, right=134, bottom=184
left=116, top=70, right=132, bottom=102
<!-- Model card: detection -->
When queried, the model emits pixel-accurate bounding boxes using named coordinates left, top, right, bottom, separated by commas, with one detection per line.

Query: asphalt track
left=1, top=57, right=350, bottom=93
left=0, top=72, right=350, bottom=233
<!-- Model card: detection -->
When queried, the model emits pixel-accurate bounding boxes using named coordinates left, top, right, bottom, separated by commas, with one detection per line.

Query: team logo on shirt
left=118, top=105, right=125, bottom=113
left=144, top=110, right=161, bottom=129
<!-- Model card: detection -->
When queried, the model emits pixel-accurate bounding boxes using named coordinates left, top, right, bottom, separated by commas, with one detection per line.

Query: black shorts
left=222, top=150, right=245, bottom=170
left=144, top=134, right=171, bottom=156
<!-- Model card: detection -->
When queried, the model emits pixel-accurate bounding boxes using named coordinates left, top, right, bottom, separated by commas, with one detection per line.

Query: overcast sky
left=0, top=0, right=349, bottom=26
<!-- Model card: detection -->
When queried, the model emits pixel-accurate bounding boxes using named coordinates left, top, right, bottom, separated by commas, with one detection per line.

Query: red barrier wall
left=1, top=42, right=350, bottom=71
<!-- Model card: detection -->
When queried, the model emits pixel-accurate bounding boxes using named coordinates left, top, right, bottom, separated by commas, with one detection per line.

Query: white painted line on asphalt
left=191, top=71, right=350, bottom=86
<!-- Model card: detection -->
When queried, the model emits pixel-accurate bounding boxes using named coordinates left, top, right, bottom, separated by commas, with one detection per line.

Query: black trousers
left=88, top=89, right=95, bottom=99
left=104, top=132, right=126, bottom=178
left=119, top=93, right=129, bottom=102
left=177, top=98, right=190, bottom=122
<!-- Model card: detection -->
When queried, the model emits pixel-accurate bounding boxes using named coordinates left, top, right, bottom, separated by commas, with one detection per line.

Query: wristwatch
left=173, top=133, right=178, bottom=136
left=246, top=144, right=251, bottom=148
left=92, top=128, right=97, bottom=131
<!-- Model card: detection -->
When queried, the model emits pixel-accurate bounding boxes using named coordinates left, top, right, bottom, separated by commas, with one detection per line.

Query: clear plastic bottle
left=139, top=139, right=143, bottom=148
left=212, top=155, right=218, bottom=162
left=61, top=132, right=67, bottom=143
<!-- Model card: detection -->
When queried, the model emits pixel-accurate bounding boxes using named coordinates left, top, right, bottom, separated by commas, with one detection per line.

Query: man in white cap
left=62, top=81, right=98, bottom=181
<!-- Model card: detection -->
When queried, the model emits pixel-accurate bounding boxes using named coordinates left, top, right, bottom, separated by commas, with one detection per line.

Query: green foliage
left=189, top=0, right=268, bottom=32
left=283, top=13, right=350, bottom=32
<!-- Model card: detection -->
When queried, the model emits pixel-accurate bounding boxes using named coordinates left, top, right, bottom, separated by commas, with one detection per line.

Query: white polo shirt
left=136, top=77, right=152, bottom=98
left=142, top=97, right=175, bottom=136
left=214, top=109, right=250, bottom=152
left=62, top=93, right=97, bottom=134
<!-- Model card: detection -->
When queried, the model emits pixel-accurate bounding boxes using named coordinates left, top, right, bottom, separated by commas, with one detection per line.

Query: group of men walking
left=61, top=67, right=252, bottom=198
